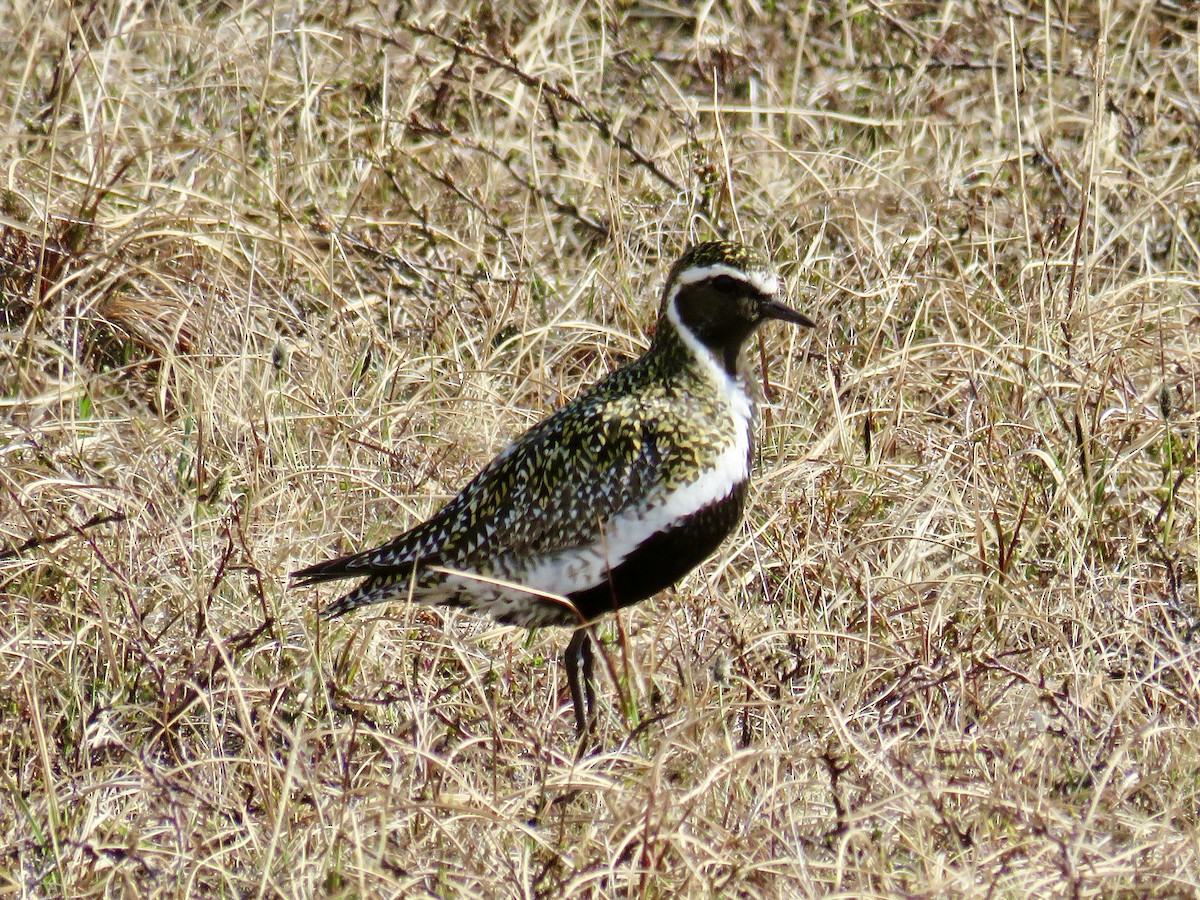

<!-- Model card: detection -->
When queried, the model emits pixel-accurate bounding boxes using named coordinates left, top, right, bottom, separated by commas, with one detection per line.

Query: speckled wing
left=292, top=363, right=726, bottom=621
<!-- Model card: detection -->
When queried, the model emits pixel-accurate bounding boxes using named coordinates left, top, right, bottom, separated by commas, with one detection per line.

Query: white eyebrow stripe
left=675, top=263, right=780, bottom=297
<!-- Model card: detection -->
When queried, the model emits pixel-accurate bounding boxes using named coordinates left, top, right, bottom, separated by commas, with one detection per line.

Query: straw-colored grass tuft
left=2, top=2, right=1198, bottom=896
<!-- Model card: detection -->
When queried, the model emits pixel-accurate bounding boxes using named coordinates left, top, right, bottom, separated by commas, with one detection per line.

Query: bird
left=293, top=240, right=815, bottom=736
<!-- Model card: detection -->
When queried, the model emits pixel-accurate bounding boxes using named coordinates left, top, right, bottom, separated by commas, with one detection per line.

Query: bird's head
left=658, top=241, right=814, bottom=374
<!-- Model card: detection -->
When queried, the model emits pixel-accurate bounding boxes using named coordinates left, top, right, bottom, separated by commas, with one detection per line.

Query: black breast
left=567, top=480, right=750, bottom=623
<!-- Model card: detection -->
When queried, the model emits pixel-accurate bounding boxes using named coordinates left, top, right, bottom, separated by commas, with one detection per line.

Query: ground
left=2, top=1, right=1199, bottom=896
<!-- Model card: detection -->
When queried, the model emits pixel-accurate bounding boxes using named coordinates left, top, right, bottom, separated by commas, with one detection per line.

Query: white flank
left=511, top=429, right=750, bottom=598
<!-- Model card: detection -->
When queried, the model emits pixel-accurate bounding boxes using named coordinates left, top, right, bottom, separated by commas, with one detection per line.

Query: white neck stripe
left=664, top=282, right=727, bottom=380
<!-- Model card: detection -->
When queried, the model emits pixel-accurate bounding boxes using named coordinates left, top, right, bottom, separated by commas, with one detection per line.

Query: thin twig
left=347, top=21, right=684, bottom=196
left=0, top=511, right=126, bottom=562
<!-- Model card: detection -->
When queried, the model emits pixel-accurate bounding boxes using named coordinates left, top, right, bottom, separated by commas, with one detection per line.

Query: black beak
left=760, top=297, right=815, bottom=329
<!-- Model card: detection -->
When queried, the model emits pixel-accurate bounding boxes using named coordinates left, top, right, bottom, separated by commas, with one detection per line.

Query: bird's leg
left=565, top=627, right=597, bottom=737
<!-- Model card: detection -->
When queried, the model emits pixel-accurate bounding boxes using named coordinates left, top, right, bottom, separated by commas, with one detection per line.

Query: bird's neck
left=649, top=315, right=754, bottom=410
left=651, top=310, right=751, bottom=383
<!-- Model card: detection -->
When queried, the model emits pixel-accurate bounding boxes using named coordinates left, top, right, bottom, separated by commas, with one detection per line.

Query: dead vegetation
left=2, top=1, right=1199, bottom=896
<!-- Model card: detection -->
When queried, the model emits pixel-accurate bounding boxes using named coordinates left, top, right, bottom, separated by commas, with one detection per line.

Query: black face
left=673, top=274, right=813, bottom=374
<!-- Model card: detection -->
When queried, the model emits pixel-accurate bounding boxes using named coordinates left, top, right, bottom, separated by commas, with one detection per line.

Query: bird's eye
left=710, top=275, right=741, bottom=294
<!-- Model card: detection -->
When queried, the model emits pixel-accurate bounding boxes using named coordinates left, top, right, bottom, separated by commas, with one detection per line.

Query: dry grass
left=3, top=0, right=1199, bottom=896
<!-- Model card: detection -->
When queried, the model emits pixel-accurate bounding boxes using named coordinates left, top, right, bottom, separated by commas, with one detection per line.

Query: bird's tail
left=292, top=553, right=428, bottom=619
left=290, top=558, right=355, bottom=588
left=317, top=578, right=413, bottom=619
